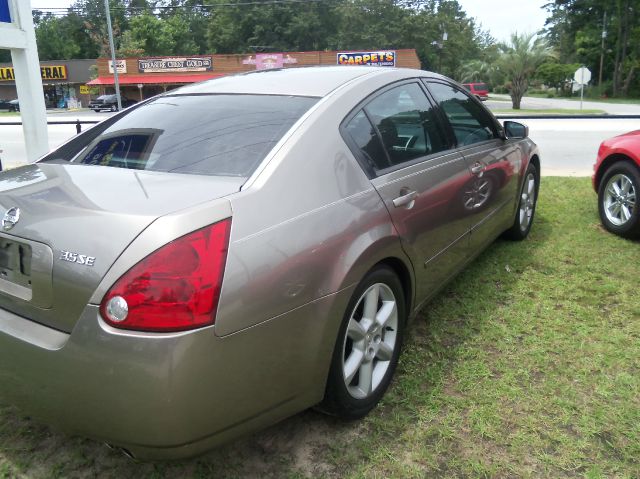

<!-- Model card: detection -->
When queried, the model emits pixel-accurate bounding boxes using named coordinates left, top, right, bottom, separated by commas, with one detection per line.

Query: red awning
left=87, top=73, right=225, bottom=86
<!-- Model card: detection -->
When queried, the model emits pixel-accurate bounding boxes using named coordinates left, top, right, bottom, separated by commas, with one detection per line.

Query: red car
left=462, top=82, right=489, bottom=101
left=593, top=130, right=640, bottom=238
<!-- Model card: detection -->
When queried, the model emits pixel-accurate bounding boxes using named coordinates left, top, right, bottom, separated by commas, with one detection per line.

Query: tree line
left=545, top=0, right=640, bottom=98
left=1, top=0, right=638, bottom=107
left=29, top=0, right=492, bottom=79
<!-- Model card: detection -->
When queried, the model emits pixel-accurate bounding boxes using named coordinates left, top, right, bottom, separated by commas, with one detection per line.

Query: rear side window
left=364, top=83, right=448, bottom=165
left=343, top=82, right=449, bottom=175
left=73, top=94, right=317, bottom=177
left=343, top=111, right=389, bottom=171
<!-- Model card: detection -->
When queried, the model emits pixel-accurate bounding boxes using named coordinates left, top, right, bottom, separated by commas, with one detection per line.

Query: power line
left=33, top=0, right=330, bottom=11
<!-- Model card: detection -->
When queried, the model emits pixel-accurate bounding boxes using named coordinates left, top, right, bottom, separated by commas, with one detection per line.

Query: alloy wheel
left=603, top=173, right=636, bottom=226
left=518, top=172, right=536, bottom=231
left=342, top=283, right=398, bottom=400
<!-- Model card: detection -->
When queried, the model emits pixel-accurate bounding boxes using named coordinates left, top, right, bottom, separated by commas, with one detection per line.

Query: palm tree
left=498, top=32, right=553, bottom=109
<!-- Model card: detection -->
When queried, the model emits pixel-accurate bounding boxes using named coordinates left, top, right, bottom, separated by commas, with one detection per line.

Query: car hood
left=0, top=163, right=243, bottom=332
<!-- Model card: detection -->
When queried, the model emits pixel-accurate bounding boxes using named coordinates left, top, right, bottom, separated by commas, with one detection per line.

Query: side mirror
left=503, top=121, right=529, bottom=139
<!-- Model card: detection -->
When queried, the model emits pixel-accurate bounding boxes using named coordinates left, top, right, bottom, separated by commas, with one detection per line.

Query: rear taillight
left=100, top=218, right=231, bottom=332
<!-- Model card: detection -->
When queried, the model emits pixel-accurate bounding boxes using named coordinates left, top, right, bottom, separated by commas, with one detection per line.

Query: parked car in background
left=88, top=94, right=137, bottom=112
left=593, top=130, right=640, bottom=238
left=462, top=82, right=489, bottom=101
left=0, top=99, right=18, bottom=111
left=0, top=67, right=540, bottom=459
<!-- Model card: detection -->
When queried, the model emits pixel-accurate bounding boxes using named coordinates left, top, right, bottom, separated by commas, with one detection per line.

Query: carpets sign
left=138, top=57, right=213, bottom=73
left=337, top=51, right=396, bottom=67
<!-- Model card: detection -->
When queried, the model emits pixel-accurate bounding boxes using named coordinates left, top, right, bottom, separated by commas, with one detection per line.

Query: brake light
left=100, top=218, right=231, bottom=332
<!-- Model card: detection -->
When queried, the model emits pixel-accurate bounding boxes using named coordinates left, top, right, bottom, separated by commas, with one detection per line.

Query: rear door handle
left=393, top=190, right=418, bottom=208
left=470, top=162, right=484, bottom=175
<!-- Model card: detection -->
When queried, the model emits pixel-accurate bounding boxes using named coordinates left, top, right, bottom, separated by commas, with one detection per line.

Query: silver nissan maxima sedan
left=0, top=66, right=539, bottom=459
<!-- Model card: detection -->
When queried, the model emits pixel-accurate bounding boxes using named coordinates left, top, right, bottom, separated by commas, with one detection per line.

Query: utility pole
left=598, top=10, right=607, bottom=87
left=104, top=0, right=122, bottom=110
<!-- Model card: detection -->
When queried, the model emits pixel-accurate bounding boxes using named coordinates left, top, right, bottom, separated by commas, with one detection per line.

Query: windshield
left=67, top=94, right=317, bottom=177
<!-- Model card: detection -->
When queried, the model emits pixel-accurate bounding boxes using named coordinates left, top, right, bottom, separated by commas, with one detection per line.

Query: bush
left=586, top=81, right=613, bottom=99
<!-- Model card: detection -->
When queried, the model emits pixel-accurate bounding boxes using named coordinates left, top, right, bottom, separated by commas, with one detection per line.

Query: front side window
left=426, top=82, right=497, bottom=147
left=65, top=94, right=317, bottom=177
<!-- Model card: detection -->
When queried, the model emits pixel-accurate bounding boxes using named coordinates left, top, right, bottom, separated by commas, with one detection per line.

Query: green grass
left=0, top=177, right=638, bottom=478
left=563, top=97, right=640, bottom=105
left=493, top=108, right=607, bottom=115
left=492, top=93, right=640, bottom=105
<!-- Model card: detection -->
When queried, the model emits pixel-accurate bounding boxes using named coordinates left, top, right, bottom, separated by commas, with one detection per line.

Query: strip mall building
left=0, top=59, right=95, bottom=108
left=0, top=50, right=420, bottom=108
left=89, top=49, right=421, bottom=101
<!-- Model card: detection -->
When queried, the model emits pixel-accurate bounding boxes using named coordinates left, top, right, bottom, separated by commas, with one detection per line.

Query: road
left=0, top=101, right=638, bottom=175
left=487, top=93, right=640, bottom=115
left=525, top=118, right=638, bottom=176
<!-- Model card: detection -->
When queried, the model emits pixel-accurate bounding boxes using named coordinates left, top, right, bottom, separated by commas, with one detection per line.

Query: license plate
left=0, top=238, right=32, bottom=286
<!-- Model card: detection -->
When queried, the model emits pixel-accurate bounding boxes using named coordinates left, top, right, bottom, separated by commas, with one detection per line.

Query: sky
left=36, top=0, right=550, bottom=44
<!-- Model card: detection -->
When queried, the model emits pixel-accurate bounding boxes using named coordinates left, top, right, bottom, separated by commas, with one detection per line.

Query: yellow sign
left=79, top=85, right=89, bottom=94
left=0, top=65, right=68, bottom=81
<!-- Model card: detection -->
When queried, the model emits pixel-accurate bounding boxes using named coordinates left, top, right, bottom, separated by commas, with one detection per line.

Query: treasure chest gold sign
left=337, top=51, right=396, bottom=67
left=0, top=65, right=68, bottom=81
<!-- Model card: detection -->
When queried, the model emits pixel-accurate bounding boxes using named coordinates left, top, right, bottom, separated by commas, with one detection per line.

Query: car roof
left=171, top=66, right=426, bottom=98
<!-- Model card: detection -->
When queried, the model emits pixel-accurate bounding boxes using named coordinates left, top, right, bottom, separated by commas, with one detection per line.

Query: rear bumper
left=0, top=288, right=352, bottom=459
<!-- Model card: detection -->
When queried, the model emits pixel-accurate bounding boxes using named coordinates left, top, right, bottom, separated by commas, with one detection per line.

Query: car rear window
left=72, top=94, right=317, bottom=177
left=475, top=83, right=488, bottom=91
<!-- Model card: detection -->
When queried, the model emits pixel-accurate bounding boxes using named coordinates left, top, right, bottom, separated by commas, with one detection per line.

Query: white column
left=7, top=0, right=48, bottom=162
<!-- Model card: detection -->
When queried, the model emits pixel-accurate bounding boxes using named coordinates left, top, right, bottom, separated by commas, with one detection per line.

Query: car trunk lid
left=0, top=162, right=242, bottom=332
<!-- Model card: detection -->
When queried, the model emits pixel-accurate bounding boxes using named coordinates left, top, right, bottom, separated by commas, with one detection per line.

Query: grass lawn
left=493, top=93, right=640, bottom=105
left=0, top=177, right=638, bottom=478
left=563, top=97, right=640, bottom=105
left=493, top=108, right=607, bottom=115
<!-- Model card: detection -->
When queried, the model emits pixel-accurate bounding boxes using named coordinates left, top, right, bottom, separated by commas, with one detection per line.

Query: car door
left=424, top=80, right=521, bottom=251
left=341, top=80, right=474, bottom=305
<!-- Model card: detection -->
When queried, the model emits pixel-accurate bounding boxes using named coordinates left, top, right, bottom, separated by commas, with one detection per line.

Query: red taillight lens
left=100, top=218, right=231, bottom=332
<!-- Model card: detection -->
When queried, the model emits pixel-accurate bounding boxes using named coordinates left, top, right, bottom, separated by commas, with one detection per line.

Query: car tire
left=320, top=265, right=406, bottom=419
left=503, top=162, right=539, bottom=240
left=93, top=109, right=100, bottom=113
left=597, top=161, right=640, bottom=239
